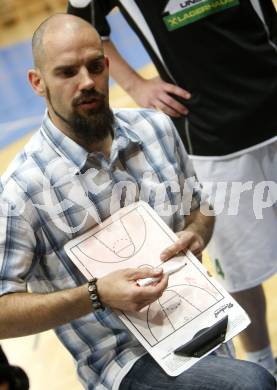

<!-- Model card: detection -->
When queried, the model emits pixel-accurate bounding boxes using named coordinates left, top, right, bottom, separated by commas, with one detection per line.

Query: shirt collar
left=111, top=118, right=142, bottom=158
left=41, top=111, right=142, bottom=172
left=41, top=112, right=89, bottom=173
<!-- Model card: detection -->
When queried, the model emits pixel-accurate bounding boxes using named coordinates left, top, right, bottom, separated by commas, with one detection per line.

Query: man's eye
left=61, top=68, right=76, bottom=78
left=88, top=61, right=105, bottom=74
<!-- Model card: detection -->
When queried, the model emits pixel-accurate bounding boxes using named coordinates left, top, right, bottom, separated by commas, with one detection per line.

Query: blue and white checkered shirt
left=0, top=108, right=202, bottom=390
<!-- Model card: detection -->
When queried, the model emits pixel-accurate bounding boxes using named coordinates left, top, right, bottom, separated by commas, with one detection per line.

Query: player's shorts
left=190, top=137, right=277, bottom=293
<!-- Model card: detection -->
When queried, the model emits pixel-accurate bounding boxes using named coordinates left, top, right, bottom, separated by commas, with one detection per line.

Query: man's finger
left=128, top=266, right=163, bottom=281
left=189, top=240, right=202, bottom=253
left=154, top=101, right=184, bottom=118
left=160, top=234, right=194, bottom=260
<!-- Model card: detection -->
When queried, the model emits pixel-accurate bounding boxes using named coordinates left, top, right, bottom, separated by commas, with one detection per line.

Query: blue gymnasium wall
left=0, top=11, right=151, bottom=149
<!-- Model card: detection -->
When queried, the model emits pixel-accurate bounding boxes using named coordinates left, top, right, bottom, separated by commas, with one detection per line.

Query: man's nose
left=79, top=67, right=95, bottom=90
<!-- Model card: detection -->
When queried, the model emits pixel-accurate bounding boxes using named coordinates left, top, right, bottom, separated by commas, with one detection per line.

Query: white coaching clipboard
left=64, top=201, right=250, bottom=376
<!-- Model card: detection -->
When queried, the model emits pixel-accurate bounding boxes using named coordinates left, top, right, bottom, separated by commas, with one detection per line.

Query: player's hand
left=160, top=230, right=204, bottom=262
left=129, top=76, right=191, bottom=118
left=96, top=267, right=168, bottom=312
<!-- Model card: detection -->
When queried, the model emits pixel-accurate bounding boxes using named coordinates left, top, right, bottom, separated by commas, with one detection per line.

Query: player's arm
left=104, top=39, right=191, bottom=117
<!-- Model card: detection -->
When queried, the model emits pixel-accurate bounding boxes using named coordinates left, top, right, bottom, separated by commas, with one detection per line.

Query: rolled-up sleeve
left=0, top=196, right=36, bottom=296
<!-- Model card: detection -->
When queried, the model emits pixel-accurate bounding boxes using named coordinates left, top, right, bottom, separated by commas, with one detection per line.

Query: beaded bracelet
left=88, top=277, right=104, bottom=311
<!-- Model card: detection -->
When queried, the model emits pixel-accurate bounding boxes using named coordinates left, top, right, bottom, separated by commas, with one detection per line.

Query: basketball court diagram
left=127, top=279, right=223, bottom=346
left=70, top=207, right=147, bottom=264
left=65, top=202, right=224, bottom=347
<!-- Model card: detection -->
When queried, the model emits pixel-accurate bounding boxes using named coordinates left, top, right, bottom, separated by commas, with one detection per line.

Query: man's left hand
left=160, top=230, right=204, bottom=262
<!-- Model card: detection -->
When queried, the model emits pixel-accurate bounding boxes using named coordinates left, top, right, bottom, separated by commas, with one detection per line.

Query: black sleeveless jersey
left=68, top=0, right=277, bottom=156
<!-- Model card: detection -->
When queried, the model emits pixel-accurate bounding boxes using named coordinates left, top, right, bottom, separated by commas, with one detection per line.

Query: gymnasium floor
left=0, top=5, right=277, bottom=390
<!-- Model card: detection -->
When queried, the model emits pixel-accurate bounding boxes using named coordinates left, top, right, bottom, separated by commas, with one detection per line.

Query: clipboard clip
left=174, top=315, right=228, bottom=358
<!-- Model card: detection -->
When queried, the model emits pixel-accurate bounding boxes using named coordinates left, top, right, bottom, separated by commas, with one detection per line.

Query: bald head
left=32, top=13, right=102, bottom=69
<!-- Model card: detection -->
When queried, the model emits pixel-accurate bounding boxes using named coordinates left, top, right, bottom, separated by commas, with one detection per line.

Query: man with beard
left=0, top=14, right=275, bottom=390
left=67, top=0, right=277, bottom=376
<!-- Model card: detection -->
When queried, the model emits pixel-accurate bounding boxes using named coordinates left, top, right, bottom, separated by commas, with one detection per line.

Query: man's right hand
left=97, top=267, right=168, bottom=312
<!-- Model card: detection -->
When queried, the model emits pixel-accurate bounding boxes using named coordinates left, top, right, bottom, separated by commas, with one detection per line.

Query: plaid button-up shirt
left=0, top=108, right=202, bottom=390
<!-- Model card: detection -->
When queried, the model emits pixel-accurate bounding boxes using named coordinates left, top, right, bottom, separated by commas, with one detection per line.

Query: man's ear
left=28, top=69, right=46, bottom=96
left=104, top=56, right=109, bottom=68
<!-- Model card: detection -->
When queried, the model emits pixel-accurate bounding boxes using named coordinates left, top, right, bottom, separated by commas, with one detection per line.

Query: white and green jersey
left=68, top=0, right=277, bottom=156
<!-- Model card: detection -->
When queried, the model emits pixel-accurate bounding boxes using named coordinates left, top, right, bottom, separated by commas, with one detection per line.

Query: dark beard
left=46, top=87, right=115, bottom=145
left=70, top=102, right=115, bottom=145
